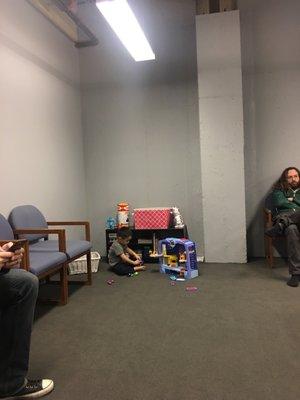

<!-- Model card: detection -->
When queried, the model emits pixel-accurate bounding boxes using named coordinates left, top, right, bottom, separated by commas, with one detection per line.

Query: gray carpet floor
left=30, top=259, right=300, bottom=400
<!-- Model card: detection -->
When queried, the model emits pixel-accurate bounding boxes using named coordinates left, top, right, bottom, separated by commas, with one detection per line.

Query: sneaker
left=1, top=379, right=54, bottom=399
left=287, top=275, right=299, bottom=287
left=265, top=222, right=284, bottom=237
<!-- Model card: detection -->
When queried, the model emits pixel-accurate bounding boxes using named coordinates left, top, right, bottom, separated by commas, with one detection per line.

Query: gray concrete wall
left=2, top=0, right=298, bottom=258
left=196, top=11, right=247, bottom=263
left=0, top=0, right=87, bottom=234
left=239, top=0, right=300, bottom=256
left=80, top=0, right=204, bottom=256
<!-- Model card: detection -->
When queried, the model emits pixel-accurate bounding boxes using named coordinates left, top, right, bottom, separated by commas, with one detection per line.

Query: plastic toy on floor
left=128, top=271, right=139, bottom=277
left=158, top=238, right=198, bottom=279
left=186, top=286, right=198, bottom=292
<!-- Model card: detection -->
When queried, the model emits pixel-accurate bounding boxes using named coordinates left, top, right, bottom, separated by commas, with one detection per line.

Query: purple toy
left=158, top=238, right=198, bottom=279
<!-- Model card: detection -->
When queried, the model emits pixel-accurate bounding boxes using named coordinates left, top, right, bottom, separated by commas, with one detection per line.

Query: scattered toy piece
left=107, top=279, right=115, bottom=285
left=185, top=286, right=198, bottom=292
left=176, top=278, right=185, bottom=282
left=128, top=271, right=139, bottom=277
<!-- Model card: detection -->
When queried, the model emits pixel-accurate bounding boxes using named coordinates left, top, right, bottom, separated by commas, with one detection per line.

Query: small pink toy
left=107, top=279, right=115, bottom=285
left=185, top=286, right=198, bottom=292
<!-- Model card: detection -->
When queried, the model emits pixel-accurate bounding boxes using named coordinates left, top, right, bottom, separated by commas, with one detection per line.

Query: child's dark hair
left=117, top=227, right=132, bottom=239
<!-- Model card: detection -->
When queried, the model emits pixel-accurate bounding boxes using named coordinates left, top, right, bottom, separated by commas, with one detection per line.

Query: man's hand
left=133, top=259, right=142, bottom=266
left=0, top=242, right=24, bottom=270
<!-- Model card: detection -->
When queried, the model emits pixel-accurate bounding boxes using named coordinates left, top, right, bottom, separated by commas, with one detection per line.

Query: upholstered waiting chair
left=0, top=213, right=68, bottom=304
left=263, top=192, right=286, bottom=268
left=8, top=205, right=92, bottom=286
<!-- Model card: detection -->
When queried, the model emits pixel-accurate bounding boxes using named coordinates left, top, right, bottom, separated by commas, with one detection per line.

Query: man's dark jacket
left=271, top=188, right=300, bottom=215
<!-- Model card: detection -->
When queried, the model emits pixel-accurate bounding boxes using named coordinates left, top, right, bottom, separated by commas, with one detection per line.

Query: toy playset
left=158, top=237, right=198, bottom=279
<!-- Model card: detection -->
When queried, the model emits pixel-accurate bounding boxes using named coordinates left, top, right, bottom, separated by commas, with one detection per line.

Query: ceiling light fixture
left=96, top=0, right=155, bottom=62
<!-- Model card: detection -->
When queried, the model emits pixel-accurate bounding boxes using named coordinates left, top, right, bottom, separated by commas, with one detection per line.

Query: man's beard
left=290, top=181, right=300, bottom=189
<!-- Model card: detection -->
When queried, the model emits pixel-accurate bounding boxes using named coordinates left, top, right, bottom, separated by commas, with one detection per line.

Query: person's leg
left=0, top=269, right=38, bottom=396
left=111, top=262, right=134, bottom=276
left=112, top=262, right=146, bottom=276
left=286, top=209, right=300, bottom=225
left=133, top=265, right=146, bottom=272
left=265, top=210, right=298, bottom=237
left=284, top=224, right=300, bottom=287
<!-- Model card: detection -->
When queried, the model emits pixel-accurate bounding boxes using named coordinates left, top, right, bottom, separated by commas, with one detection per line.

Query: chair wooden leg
left=60, top=264, right=68, bottom=305
left=86, top=251, right=92, bottom=285
left=265, top=235, right=274, bottom=268
left=269, top=238, right=274, bottom=268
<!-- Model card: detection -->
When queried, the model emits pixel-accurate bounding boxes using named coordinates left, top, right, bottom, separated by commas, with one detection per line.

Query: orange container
left=117, top=202, right=129, bottom=228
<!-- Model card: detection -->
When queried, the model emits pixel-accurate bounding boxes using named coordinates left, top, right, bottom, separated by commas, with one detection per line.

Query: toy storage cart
left=158, top=238, right=198, bottom=279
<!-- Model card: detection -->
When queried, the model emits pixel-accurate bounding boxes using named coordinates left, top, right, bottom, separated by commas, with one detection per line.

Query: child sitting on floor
left=108, top=227, right=146, bottom=276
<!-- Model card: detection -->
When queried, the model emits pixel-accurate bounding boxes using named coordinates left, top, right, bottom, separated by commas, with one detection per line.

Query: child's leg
left=133, top=265, right=146, bottom=272
left=112, top=262, right=134, bottom=276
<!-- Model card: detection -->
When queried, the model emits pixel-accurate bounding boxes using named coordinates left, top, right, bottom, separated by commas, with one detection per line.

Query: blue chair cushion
left=29, top=251, right=67, bottom=276
left=29, top=240, right=92, bottom=259
left=9, top=205, right=48, bottom=243
left=0, top=214, right=14, bottom=240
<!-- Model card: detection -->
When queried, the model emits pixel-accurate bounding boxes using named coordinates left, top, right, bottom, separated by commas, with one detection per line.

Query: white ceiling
left=77, top=0, right=198, bottom=85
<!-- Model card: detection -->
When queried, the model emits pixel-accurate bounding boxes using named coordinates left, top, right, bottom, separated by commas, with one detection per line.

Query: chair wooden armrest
left=13, top=228, right=67, bottom=253
left=0, top=239, right=30, bottom=271
left=47, top=221, right=91, bottom=241
left=263, top=208, right=273, bottom=228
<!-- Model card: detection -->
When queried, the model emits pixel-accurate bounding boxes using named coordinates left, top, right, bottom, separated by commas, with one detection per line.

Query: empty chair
left=9, top=205, right=92, bottom=285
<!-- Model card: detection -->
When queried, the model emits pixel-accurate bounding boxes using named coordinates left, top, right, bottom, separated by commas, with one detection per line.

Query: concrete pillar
left=196, top=10, right=247, bottom=263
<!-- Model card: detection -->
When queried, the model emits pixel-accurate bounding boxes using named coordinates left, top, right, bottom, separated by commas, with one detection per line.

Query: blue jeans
left=0, top=268, right=38, bottom=397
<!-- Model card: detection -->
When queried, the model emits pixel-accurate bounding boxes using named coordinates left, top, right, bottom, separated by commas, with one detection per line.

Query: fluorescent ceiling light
left=96, top=0, right=155, bottom=62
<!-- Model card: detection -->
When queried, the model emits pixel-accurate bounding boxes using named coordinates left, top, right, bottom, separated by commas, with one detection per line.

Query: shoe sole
left=3, top=381, right=54, bottom=400
left=287, top=282, right=299, bottom=287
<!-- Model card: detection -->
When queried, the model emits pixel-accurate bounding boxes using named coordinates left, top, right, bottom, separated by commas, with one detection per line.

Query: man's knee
left=12, top=269, right=39, bottom=302
left=21, top=271, right=38, bottom=296
left=0, top=269, right=38, bottom=306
